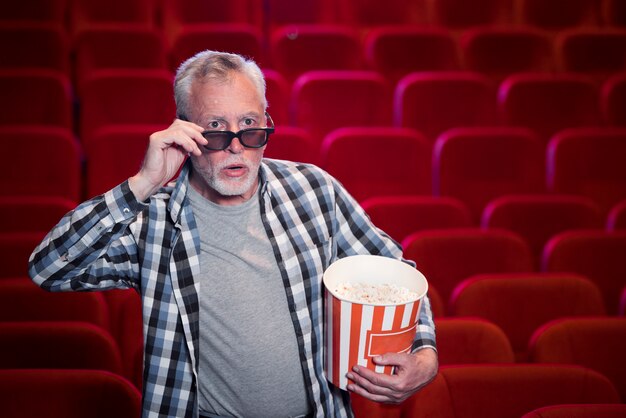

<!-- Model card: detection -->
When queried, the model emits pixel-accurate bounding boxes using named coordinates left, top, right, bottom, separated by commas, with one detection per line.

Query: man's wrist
left=128, top=174, right=159, bottom=202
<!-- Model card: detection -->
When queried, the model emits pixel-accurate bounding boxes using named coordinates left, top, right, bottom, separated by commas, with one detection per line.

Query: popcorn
left=332, top=282, right=419, bottom=305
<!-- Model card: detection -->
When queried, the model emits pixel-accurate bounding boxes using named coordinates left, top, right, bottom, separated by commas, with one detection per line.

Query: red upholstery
left=529, top=317, right=626, bottom=401
left=0, top=23, right=69, bottom=73
left=482, top=194, right=603, bottom=269
left=361, top=195, right=472, bottom=244
left=0, top=369, right=141, bottom=418
left=0, top=278, right=109, bottom=330
left=0, top=69, right=73, bottom=129
left=522, top=404, right=626, bottom=418
left=270, top=25, right=362, bottom=82
left=0, top=321, right=122, bottom=374
left=402, top=228, right=533, bottom=313
left=603, top=0, right=626, bottom=27
left=264, top=0, right=337, bottom=28
left=263, top=126, right=319, bottom=165
left=79, top=69, right=175, bottom=143
left=498, top=73, right=600, bottom=142
left=320, top=127, right=431, bottom=202
left=607, top=199, right=626, bottom=230
left=542, top=230, right=626, bottom=315
left=69, top=0, right=155, bottom=34
left=364, top=27, right=459, bottom=83
left=620, top=286, right=626, bottom=316
left=427, top=283, right=445, bottom=318
left=435, top=318, right=515, bottom=365
left=430, top=0, right=507, bottom=28
left=0, top=196, right=75, bottom=233
left=460, top=27, right=554, bottom=81
left=74, top=27, right=167, bottom=90
left=342, top=0, right=428, bottom=26
left=84, top=124, right=162, bottom=198
left=557, top=29, right=626, bottom=79
left=517, top=0, right=600, bottom=29
left=0, top=126, right=81, bottom=201
left=393, top=71, right=496, bottom=142
left=450, top=273, right=607, bottom=361
left=0, top=233, right=47, bottom=278
left=601, top=72, right=626, bottom=126
left=290, top=70, right=392, bottom=144
left=433, top=127, right=545, bottom=222
left=168, top=24, right=264, bottom=71
left=263, top=69, right=290, bottom=126
left=546, top=127, right=626, bottom=215
left=0, top=0, right=67, bottom=23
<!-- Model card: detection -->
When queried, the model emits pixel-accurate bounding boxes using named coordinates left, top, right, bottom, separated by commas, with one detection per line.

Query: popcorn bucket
left=323, top=255, right=428, bottom=390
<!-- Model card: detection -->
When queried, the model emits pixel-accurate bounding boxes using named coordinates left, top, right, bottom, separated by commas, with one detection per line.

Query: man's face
left=188, top=72, right=266, bottom=205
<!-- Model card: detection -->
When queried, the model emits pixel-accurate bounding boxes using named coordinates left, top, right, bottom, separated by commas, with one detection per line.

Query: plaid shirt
left=29, top=159, right=436, bottom=418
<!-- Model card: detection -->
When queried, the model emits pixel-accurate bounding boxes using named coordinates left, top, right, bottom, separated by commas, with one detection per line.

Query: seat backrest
left=0, top=0, right=67, bottom=24
left=0, top=23, right=69, bottom=73
left=0, top=196, right=75, bottom=233
left=0, top=321, right=122, bottom=374
left=402, top=228, right=533, bottom=313
left=262, top=126, right=319, bottom=165
left=517, top=0, right=600, bottom=29
left=601, top=72, right=626, bottom=126
left=320, top=127, right=431, bottom=202
left=0, top=278, right=109, bottom=329
left=361, top=195, right=472, bottom=244
left=263, top=69, right=290, bottom=126
left=394, top=71, right=497, bottom=142
left=450, top=273, right=607, bottom=361
left=0, top=126, right=82, bottom=201
left=430, top=0, right=508, bottom=28
left=607, top=199, right=626, bottom=230
left=546, top=127, right=626, bottom=215
left=498, top=73, right=600, bottom=143
left=341, top=0, right=428, bottom=27
left=482, top=194, right=604, bottom=269
left=435, top=318, right=515, bottom=365
left=290, top=70, right=392, bottom=144
left=0, top=233, right=47, bottom=278
left=603, top=0, right=626, bottom=27
left=542, top=230, right=626, bottom=315
left=529, top=317, right=626, bottom=402
left=364, top=27, right=460, bottom=83
left=522, top=403, right=626, bottom=418
left=69, top=0, right=155, bottom=34
left=433, top=126, right=545, bottom=222
left=557, top=29, right=626, bottom=78
left=0, top=369, right=141, bottom=418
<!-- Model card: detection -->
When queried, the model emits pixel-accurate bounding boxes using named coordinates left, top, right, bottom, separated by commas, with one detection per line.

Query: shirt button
left=123, top=207, right=130, bottom=214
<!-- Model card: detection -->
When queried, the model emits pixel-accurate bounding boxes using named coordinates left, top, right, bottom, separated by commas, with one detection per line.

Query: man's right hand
left=128, top=119, right=208, bottom=201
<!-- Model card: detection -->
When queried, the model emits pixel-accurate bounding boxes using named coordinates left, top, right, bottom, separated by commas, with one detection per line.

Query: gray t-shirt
left=188, top=185, right=311, bottom=418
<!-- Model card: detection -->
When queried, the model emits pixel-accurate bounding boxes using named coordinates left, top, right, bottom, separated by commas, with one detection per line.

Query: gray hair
left=174, top=50, right=267, bottom=121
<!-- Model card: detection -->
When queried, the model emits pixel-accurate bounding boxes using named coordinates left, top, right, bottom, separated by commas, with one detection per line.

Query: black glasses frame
left=200, top=113, right=275, bottom=151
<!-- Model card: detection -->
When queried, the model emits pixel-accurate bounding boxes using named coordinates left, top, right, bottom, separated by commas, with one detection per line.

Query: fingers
left=150, top=119, right=207, bottom=157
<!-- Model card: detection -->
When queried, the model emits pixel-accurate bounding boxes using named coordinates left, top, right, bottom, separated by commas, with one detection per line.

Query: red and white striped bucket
left=323, top=255, right=428, bottom=390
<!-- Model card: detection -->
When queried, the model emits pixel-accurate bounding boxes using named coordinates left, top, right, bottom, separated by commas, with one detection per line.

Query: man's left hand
left=346, top=348, right=438, bottom=404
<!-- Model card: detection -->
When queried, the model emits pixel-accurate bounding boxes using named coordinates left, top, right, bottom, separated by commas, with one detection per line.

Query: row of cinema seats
left=2, top=22, right=626, bottom=85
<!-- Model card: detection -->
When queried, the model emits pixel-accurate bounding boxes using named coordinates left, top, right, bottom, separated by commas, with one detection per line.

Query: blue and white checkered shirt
left=29, top=159, right=436, bottom=418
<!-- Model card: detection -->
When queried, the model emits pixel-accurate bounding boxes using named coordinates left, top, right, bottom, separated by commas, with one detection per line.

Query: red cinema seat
left=0, top=278, right=109, bottom=330
left=482, top=194, right=603, bottom=269
left=603, top=0, right=626, bottom=27
left=517, top=0, right=600, bottom=29
left=557, top=29, right=626, bottom=79
left=430, top=0, right=508, bottom=29
left=432, top=127, right=545, bottom=222
left=0, top=369, right=141, bottom=418
left=435, top=318, right=515, bottom=365
left=0, top=23, right=69, bottom=73
left=0, top=69, right=73, bottom=129
left=529, top=317, right=626, bottom=401
left=602, top=72, right=626, bottom=126
left=607, top=199, right=626, bottom=230
left=263, top=0, right=337, bottom=28
left=262, top=126, right=319, bottom=165
left=522, top=404, right=626, bottom=418
left=270, top=25, right=362, bottom=82
left=168, top=24, right=264, bottom=72
left=546, top=127, right=626, bottom=215
left=263, top=69, right=290, bottom=126
left=342, top=0, right=428, bottom=26
left=498, top=73, right=600, bottom=143
left=79, top=69, right=175, bottom=143
left=427, top=284, right=445, bottom=318
left=450, top=273, right=607, bottom=361
left=320, top=127, right=431, bottom=202
left=84, top=125, right=161, bottom=198
left=398, top=365, right=619, bottom=418
left=0, top=196, right=75, bottom=233
left=0, top=233, right=47, bottom=278
left=0, top=0, right=67, bottom=24
left=402, top=228, right=533, bottom=313
left=74, top=27, right=167, bottom=90
left=620, top=286, right=626, bottom=316
left=69, top=0, right=155, bottom=34
left=364, top=27, right=460, bottom=83
left=0, top=322, right=122, bottom=375
left=460, top=26, right=554, bottom=81
left=543, top=230, right=626, bottom=315
left=290, top=70, right=392, bottom=144
left=361, top=195, right=472, bottom=244
left=0, top=127, right=81, bottom=202
left=394, top=71, right=497, bottom=142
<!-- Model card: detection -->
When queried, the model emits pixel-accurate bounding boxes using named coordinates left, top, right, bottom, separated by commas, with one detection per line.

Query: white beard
left=191, top=156, right=259, bottom=197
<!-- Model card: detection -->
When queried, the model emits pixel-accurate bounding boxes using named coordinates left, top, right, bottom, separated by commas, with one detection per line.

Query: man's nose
left=226, top=136, right=244, bottom=153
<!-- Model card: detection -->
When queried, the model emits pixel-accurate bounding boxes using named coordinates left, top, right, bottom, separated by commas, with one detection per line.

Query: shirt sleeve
left=28, top=180, right=147, bottom=292
left=329, top=177, right=437, bottom=351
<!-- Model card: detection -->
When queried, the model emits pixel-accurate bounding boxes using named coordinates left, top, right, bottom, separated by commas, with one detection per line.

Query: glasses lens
left=202, top=132, right=230, bottom=150
left=241, top=129, right=268, bottom=148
